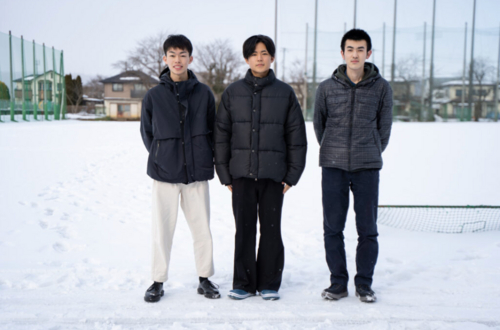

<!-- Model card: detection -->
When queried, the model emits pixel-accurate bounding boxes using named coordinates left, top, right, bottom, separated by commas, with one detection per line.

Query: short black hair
left=341, top=29, right=372, bottom=52
left=163, top=34, right=193, bottom=56
left=242, top=35, right=276, bottom=59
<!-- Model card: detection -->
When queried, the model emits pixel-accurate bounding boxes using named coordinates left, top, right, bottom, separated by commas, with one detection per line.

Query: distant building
left=100, top=71, right=159, bottom=119
left=13, top=70, right=63, bottom=104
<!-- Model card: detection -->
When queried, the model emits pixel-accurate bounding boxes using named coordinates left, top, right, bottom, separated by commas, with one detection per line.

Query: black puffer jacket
left=214, top=69, right=307, bottom=186
left=313, top=63, right=392, bottom=171
left=141, top=68, right=216, bottom=184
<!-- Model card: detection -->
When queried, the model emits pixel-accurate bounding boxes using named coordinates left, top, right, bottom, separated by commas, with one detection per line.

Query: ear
left=366, top=50, right=372, bottom=60
left=162, top=55, right=168, bottom=65
left=245, top=58, right=250, bottom=65
left=340, top=50, right=345, bottom=61
left=270, top=57, right=275, bottom=64
left=189, top=56, right=193, bottom=65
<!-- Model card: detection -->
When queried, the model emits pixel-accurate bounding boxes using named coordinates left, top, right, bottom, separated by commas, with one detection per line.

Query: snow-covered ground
left=0, top=121, right=499, bottom=330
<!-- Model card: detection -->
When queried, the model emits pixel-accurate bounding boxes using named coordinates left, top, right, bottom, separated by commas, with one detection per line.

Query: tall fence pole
left=52, top=46, right=59, bottom=120
left=9, top=31, right=16, bottom=122
left=21, top=35, right=27, bottom=121
left=274, top=0, right=278, bottom=76
left=382, top=22, right=386, bottom=77
left=282, top=48, right=286, bottom=82
left=312, top=0, right=318, bottom=106
left=33, top=40, right=38, bottom=120
left=461, top=23, right=467, bottom=121
left=421, top=22, right=427, bottom=121
left=61, top=51, right=66, bottom=119
left=391, top=0, right=397, bottom=118
left=429, top=0, right=436, bottom=120
left=468, top=0, right=476, bottom=122
left=495, top=23, right=500, bottom=122
left=43, top=43, right=48, bottom=121
left=353, top=0, right=357, bottom=29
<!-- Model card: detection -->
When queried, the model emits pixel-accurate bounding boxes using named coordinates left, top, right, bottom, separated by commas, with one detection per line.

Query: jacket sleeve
left=377, top=82, right=393, bottom=152
left=207, top=90, right=216, bottom=150
left=283, top=91, right=308, bottom=186
left=313, top=83, right=327, bottom=145
left=214, top=92, right=232, bottom=185
left=140, top=92, right=154, bottom=153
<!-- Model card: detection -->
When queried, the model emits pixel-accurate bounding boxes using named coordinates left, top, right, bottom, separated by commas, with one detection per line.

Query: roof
left=13, top=70, right=59, bottom=82
left=100, top=71, right=159, bottom=84
left=440, top=80, right=498, bottom=87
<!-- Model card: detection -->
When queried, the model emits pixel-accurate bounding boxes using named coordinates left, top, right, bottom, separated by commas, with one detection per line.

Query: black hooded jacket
left=140, top=68, right=216, bottom=184
left=214, top=69, right=307, bottom=186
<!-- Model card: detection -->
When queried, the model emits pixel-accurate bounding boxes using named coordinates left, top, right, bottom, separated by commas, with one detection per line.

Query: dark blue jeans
left=322, top=167, right=379, bottom=287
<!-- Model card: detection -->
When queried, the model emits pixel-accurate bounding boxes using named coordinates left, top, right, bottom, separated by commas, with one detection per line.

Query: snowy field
left=1, top=120, right=499, bottom=330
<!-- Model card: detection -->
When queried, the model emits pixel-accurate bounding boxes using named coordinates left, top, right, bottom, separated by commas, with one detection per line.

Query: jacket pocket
left=192, top=133, right=214, bottom=170
left=154, top=138, right=184, bottom=179
left=357, top=95, right=379, bottom=121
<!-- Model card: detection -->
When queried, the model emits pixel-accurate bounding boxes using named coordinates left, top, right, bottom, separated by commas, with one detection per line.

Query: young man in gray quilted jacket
left=314, top=29, right=393, bottom=303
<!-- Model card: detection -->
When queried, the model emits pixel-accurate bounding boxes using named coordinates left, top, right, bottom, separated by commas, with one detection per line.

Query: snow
left=0, top=121, right=499, bottom=330
left=119, top=77, right=140, bottom=81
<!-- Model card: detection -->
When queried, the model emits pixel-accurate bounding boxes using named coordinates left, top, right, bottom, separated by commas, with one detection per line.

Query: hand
left=282, top=182, right=292, bottom=194
left=227, top=185, right=233, bottom=193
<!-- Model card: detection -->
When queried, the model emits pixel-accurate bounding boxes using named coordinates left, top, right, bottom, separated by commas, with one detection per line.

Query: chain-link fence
left=0, top=31, right=66, bottom=123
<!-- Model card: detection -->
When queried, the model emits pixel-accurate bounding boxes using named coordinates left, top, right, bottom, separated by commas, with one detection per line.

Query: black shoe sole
left=321, top=290, right=348, bottom=300
left=355, top=291, right=376, bottom=303
left=144, top=290, right=164, bottom=303
left=197, top=287, right=221, bottom=299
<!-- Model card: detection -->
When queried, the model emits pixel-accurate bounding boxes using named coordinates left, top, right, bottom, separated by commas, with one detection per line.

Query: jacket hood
left=244, top=69, right=276, bottom=91
left=333, top=62, right=380, bottom=85
left=159, top=67, right=199, bottom=100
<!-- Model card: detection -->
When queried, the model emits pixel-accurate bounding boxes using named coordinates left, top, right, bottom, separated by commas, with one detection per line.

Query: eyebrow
left=168, top=50, right=188, bottom=54
left=346, top=46, right=365, bottom=50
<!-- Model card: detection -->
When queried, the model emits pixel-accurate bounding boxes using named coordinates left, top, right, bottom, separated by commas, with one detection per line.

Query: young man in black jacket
left=140, top=35, right=220, bottom=302
left=214, top=35, right=307, bottom=301
left=314, top=29, right=393, bottom=303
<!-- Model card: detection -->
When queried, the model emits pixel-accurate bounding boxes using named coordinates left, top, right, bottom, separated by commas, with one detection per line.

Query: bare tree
left=287, top=59, right=308, bottom=117
left=194, top=39, right=243, bottom=104
left=113, top=30, right=169, bottom=89
left=469, top=57, right=494, bottom=121
left=395, top=55, right=421, bottom=104
left=83, top=75, right=104, bottom=99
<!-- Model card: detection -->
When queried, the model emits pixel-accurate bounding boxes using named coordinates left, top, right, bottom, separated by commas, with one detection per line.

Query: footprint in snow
left=386, top=257, right=403, bottom=264
left=18, top=201, right=27, bottom=206
left=31, top=202, right=38, bottom=208
left=44, top=208, right=54, bottom=216
left=52, top=242, right=69, bottom=253
left=39, top=220, right=49, bottom=229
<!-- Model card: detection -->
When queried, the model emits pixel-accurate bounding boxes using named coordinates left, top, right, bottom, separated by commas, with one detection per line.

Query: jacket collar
left=159, top=67, right=199, bottom=100
left=244, top=69, right=276, bottom=91
left=332, top=63, right=380, bottom=87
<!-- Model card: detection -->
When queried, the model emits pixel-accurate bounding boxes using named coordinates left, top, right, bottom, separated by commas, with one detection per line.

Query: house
left=13, top=70, right=63, bottom=104
left=100, top=71, right=159, bottom=119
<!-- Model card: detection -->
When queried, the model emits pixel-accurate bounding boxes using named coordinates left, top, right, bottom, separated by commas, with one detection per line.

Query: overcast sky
left=2, top=0, right=500, bottom=83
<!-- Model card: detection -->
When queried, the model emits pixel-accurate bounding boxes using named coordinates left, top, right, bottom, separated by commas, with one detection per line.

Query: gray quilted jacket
left=313, top=63, right=392, bottom=171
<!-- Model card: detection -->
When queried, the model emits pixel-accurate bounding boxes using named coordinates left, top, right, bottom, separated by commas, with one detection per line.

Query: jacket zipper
left=348, top=86, right=356, bottom=171
left=155, top=141, right=160, bottom=160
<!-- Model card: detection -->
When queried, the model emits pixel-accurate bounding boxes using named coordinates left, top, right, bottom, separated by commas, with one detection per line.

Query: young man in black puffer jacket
left=215, top=35, right=307, bottom=301
left=140, top=35, right=220, bottom=302
left=314, top=29, right=393, bottom=303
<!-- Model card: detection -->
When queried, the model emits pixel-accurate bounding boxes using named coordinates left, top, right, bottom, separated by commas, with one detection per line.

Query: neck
left=251, top=69, right=269, bottom=79
left=346, top=66, right=364, bottom=84
left=170, top=70, right=189, bottom=82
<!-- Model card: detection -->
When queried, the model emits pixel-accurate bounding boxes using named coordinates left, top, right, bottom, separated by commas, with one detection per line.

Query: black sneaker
left=321, top=283, right=348, bottom=300
left=144, top=282, right=164, bottom=303
left=355, top=284, right=376, bottom=303
left=197, top=279, right=221, bottom=299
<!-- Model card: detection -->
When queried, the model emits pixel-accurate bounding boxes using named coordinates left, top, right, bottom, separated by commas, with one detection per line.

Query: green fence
left=0, top=31, right=66, bottom=123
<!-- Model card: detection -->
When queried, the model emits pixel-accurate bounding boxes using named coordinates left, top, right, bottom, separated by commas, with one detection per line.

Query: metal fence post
left=60, top=51, right=66, bottom=119
left=33, top=40, right=38, bottom=120
left=9, top=31, right=16, bottom=122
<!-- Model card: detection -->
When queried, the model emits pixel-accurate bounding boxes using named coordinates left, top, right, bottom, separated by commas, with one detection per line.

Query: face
left=245, top=42, right=274, bottom=77
left=341, top=39, right=372, bottom=71
left=163, top=47, right=193, bottom=77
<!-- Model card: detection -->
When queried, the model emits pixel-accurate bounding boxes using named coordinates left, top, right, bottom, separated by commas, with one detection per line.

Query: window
left=112, top=83, right=123, bottom=92
left=134, top=83, right=146, bottom=91
left=455, top=89, right=462, bottom=97
left=117, top=104, right=131, bottom=117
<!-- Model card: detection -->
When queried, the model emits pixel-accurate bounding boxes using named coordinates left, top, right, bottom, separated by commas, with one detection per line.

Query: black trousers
left=231, top=178, right=285, bottom=293
left=322, top=167, right=379, bottom=287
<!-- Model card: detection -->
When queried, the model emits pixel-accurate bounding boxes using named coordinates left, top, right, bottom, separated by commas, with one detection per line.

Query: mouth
left=351, top=61, right=359, bottom=64
left=173, top=65, right=183, bottom=70
left=256, top=64, right=264, bottom=67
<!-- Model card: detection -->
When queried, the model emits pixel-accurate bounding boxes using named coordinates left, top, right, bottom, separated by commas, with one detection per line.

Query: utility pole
left=468, top=0, right=476, bottom=121
left=303, top=23, right=309, bottom=118
left=353, top=0, right=357, bottom=29
left=421, top=22, right=427, bottom=121
left=429, top=0, right=436, bottom=118
left=382, top=23, right=386, bottom=77
left=461, top=23, right=467, bottom=121
left=274, top=0, right=278, bottom=76
left=495, top=23, right=500, bottom=122
left=391, top=0, right=397, bottom=119
left=312, top=0, right=318, bottom=105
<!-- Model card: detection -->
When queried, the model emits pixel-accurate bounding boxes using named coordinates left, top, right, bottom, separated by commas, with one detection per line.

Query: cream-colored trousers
left=151, top=180, right=214, bottom=282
